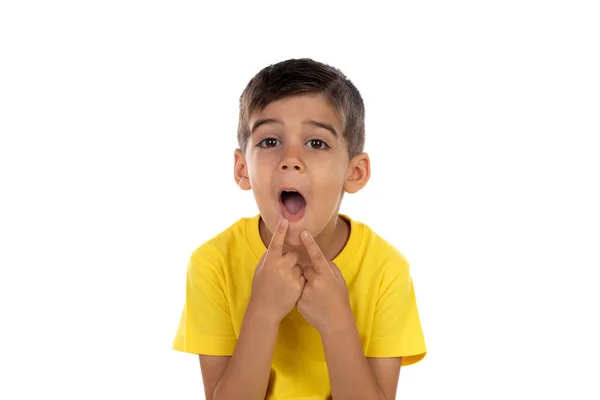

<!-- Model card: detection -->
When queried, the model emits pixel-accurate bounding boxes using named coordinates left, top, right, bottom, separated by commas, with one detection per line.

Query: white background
left=1, top=1, right=599, bottom=399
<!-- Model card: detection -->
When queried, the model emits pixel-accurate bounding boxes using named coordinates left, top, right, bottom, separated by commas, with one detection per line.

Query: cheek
left=316, top=158, right=347, bottom=180
left=314, top=165, right=346, bottom=194
left=247, top=156, right=274, bottom=187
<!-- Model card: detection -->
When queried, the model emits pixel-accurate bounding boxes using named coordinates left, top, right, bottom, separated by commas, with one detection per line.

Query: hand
left=249, top=218, right=306, bottom=323
left=296, top=230, right=354, bottom=334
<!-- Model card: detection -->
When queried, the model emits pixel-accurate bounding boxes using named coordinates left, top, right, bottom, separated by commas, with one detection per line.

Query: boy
left=173, top=58, right=426, bottom=399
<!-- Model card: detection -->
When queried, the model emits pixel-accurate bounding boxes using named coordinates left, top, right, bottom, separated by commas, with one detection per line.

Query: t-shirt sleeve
left=172, top=252, right=237, bottom=355
left=366, top=265, right=427, bottom=366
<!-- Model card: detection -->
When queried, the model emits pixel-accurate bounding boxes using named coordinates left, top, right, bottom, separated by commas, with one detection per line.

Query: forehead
left=249, top=94, right=342, bottom=131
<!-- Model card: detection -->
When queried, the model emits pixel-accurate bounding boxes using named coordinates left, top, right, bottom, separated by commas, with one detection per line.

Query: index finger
left=266, top=218, right=289, bottom=262
left=301, top=230, right=329, bottom=272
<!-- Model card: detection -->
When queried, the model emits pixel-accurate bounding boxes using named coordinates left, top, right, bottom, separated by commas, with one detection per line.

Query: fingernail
left=281, top=219, right=288, bottom=228
left=301, top=231, right=309, bottom=239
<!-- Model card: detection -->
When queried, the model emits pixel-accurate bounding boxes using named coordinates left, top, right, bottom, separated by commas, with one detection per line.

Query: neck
left=259, top=215, right=350, bottom=267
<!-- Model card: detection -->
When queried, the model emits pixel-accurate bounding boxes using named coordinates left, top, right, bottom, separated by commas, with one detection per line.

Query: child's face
left=234, top=94, right=368, bottom=247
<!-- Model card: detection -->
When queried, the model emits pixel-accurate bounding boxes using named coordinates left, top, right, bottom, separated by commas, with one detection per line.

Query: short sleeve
left=172, top=254, right=237, bottom=355
left=366, top=270, right=427, bottom=366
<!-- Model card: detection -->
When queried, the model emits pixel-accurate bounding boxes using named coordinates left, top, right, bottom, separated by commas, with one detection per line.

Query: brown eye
left=307, top=139, right=329, bottom=149
left=258, top=138, right=280, bottom=148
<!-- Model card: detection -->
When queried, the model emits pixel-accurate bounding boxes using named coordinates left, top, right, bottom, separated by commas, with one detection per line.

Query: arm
left=297, top=232, right=402, bottom=399
left=205, top=302, right=280, bottom=400
left=196, top=219, right=305, bottom=399
left=366, top=358, right=402, bottom=400
left=320, top=313, right=400, bottom=400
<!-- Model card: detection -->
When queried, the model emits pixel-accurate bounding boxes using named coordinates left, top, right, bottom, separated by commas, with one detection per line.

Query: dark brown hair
left=237, top=58, right=365, bottom=158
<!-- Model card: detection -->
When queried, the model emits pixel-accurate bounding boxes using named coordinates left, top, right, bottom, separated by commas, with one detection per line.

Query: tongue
left=282, top=192, right=306, bottom=215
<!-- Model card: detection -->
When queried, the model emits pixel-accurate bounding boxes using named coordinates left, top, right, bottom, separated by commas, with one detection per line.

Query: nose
left=280, top=160, right=303, bottom=172
left=279, top=145, right=305, bottom=172
left=279, top=160, right=302, bottom=171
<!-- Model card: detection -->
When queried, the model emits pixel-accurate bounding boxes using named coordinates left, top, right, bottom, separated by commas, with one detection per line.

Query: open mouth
left=280, top=190, right=307, bottom=217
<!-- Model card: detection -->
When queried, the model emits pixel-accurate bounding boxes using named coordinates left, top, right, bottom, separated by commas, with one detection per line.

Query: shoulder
left=189, top=215, right=258, bottom=269
left=345, top=214, right=411, bottom=278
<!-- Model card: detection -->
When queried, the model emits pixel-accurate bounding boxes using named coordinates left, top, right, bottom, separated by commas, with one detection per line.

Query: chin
left=284, top=224, right=305, bottom=248
left=284, top=235, right=304, bottom=249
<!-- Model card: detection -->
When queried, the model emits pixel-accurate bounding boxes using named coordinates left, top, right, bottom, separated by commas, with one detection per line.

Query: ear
left=343, top=152, right=370, bottom=194
left=233, top=149, right=251, bottom=190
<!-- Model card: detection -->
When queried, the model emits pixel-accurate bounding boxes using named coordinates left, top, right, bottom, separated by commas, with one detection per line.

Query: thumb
left=302, top=265, right=318, bottom=281
left=296, top=275, right=307, bottom=304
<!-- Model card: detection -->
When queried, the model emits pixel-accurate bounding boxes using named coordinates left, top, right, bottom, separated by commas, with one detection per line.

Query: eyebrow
left=250, top=118, right=339, bottom=137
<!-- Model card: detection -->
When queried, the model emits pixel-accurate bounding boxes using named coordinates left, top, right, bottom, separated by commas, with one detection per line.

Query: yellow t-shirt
left=173, top=214, right=426, bottom=398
